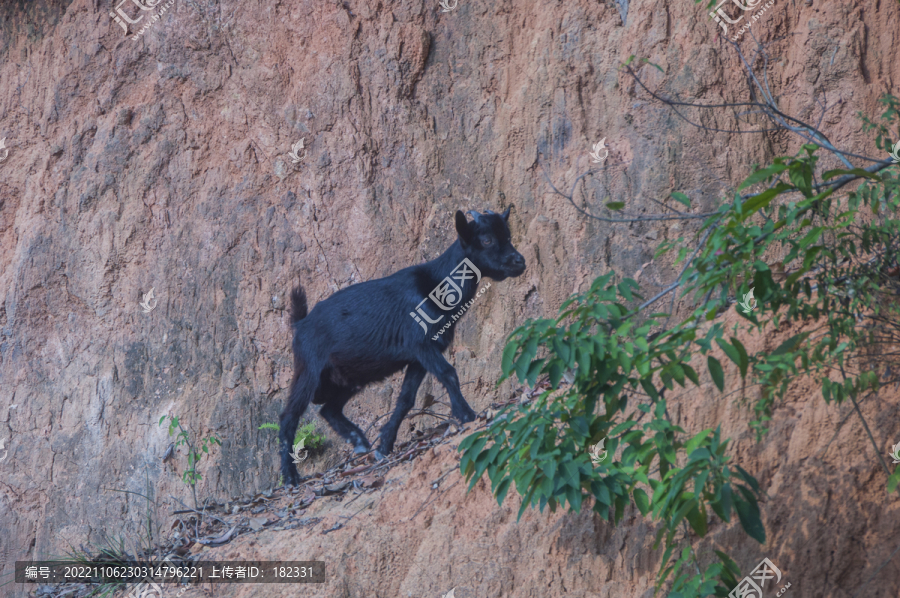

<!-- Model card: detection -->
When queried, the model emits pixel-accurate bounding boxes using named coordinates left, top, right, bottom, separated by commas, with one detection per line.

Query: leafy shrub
left=460, top=95, right=900, bottom=597
left=259, top=421, right=327, bottom=451
left=159, top=415, right=221, bottom=510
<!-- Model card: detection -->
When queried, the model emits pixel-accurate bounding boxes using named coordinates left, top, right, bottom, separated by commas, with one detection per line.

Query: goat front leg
left=417, top=351, right=477, bottom=424
left=376, top=363, right=427, bottom=456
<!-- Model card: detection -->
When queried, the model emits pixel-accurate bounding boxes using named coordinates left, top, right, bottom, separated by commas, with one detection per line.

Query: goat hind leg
left=377, top=363, right=426, bottom=456
left=318, top=384, right=372, bottom=455
left=279, top=370, right=318, bottom=486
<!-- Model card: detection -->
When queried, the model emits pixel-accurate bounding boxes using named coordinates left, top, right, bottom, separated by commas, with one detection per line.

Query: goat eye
left=481, top=237, right=493, bottom=247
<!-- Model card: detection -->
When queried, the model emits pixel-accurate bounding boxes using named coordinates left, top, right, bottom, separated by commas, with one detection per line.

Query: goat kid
left=279, top=207, right=526, bottom=486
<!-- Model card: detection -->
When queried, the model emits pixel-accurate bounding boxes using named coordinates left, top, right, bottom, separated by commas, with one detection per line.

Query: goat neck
left=422, top=240, right=482, bottom=301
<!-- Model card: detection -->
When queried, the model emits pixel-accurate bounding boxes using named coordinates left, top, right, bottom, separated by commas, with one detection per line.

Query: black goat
left=279, top=207, right=526, bottom=486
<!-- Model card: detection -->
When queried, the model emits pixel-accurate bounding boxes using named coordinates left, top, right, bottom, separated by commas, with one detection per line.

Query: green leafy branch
left=159, top=415, right=221, bottom=511
left=461, top=92, right=900, bottom=597
left=259, top=420, right=327, bottom=451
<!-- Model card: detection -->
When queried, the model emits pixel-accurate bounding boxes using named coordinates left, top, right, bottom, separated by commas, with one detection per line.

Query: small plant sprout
left=159, top=415, right=221, bottom=510
left=890, top=441, right=900, bottom=464
left=259, top=421, right=327, bottom=450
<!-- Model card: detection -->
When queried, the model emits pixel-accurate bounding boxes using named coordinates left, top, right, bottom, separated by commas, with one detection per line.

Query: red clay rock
left=0, top=0, right=899, bottom=596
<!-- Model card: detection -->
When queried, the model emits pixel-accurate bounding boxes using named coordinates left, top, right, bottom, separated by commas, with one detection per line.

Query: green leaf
left=549, top=361, right=564, bottom=389
left=501, top=342, right=518, bottom=375
left=569, top=485, right=584, bottom=512
left=734, top=465, right=761, bottom=494
left=472, top=450, right=495, bottom=482
left=594, top=480, right=612, bottom=506
left=770, top=333, right=810, bottom=357
left=570, top=416, right=590, bottom=439
left=610, top=420, right=638, bottom=435
left=712, top=483, right=732, bottom=523
left=797, top=226, right=823, bottom=250
left=669, top=364, right=686, bottom=387
left=716, top=339, right=741, bottom=370
left=460, top=435, right=488, bottom=477
left=624, top=54, right=636, bottom=66
left=640, top=378, right=660, bottom=401
left=561, top=460, right=581, bottom=488
left=682, top=363, right=700, bottom=386
left=707, top=356, right=725, bottom=392
left=577, top=346, right=591, bottom=380
left=740, top=182, right=792, bottom=216
left=526, top=358, right=545, bottom=388
left=517, top=486, right=538, bottom=521
left=494, top=477, right=512, bottom=505
left=515, top=467, right=537, bottom=493
left=672, top=497, right=699, bottom=529
left=658, top=543, right=676, bottom=577
left=687, top=448, right=711, bottom=462
left=730, top=337, right=749, bottom=379
left=685, top=502, right=708, bottom=537
left=633, top=488, right=651, bottom=515
left=606, top=202, right=626, bottom=211
left=888, top=469, right=900, bottom=494
left=734, top=487, right=766, bottom=544
left=661, top=371, right=674, bottom=390
left=671, top=192, right=691, bottom=208
left=789, top=162, right=813, bottom=197
left=822, top=168, right=882, bottom=181
left=541, top=459, right=558, bottom=486
left=685, top=428, right=713, bottom=455
left=715, top=549, right=740, bottom=577
left=737, top=164, right=789, bottom=191
left=614, top=494, right=627, bottom=522
left=640, top=57, right=665, bottom=72
left=552, top=335, right=571, bottom=365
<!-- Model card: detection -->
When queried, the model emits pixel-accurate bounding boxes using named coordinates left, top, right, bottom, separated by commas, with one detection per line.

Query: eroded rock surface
left=1, top=0, right=898, bottom=596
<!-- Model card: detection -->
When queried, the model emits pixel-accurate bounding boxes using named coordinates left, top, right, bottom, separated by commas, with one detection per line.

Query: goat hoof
left=282, top=469, right=301, bottom=487
left=454, top=410, right=477, bottom=424
left=353, top=444, right=370, bottom=455
left=371, top=450, right=386, bottom=462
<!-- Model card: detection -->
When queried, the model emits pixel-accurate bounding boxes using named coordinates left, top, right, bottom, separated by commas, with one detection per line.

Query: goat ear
left=501, top=206, right=512, bottom=221
left=455, top=210, right=475, bottom=246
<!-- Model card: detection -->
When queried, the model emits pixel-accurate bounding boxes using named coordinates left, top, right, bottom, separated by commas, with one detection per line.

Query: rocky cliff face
left=1, top=0, right=899, bottom=596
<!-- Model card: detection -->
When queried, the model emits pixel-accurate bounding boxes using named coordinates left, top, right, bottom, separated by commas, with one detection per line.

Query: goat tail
left=290, top=284, right=308, bottom=323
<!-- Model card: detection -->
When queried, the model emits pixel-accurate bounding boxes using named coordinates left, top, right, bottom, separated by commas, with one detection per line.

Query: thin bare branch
left=838, top=363, right=892, bottom=478
left=640, top=221, right=719, bottom=313
left=850, top=539, right=900, bottom=598
left=620, top=61, right=883, bottom=165
left=539, top=161, right=718, bottom=223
